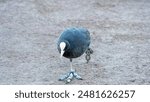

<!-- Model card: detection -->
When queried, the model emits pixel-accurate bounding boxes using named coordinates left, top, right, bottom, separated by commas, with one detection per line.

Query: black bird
left=57, top=27, right=93, bottom=83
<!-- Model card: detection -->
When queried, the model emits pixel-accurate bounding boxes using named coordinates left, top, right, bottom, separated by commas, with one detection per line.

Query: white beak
left=59, top=42, right=66, bottom=58
left=60, top=50, right=65, bottom=58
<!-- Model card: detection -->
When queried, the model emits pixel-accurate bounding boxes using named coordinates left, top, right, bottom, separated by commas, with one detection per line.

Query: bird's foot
left=59, top=70, right=82, bottom=83
left=85, top=48, right=93, bottom=63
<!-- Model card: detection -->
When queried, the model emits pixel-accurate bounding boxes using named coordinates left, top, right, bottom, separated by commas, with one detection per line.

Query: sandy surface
left=0, top=0, right=150, bottom=85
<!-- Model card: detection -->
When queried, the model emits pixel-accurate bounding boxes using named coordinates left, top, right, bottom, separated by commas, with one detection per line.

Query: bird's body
left=57, top=27, right=90, bottom=58
left=57, top=27, right=93, bottom=83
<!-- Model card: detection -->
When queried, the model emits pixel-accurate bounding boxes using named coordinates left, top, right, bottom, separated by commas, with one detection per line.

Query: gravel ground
left=0, top=0, right=150, bottom=85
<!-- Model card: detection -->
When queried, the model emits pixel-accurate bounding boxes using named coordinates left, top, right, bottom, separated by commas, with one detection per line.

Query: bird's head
left=59, top=42, right=66, bottom=58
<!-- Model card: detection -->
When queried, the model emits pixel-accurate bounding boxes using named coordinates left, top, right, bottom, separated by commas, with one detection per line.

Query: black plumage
left=57, top=27, right=90, bottom=58
left=57, top=27, right=93, bottom=83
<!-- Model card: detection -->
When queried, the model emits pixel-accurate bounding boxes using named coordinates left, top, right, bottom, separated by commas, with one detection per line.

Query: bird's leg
left=70, top=59, right=74, bottom=72
left=65, top=59, right=82, bottom=83
left=59, top=58, right=82, bottom=83
left=70, top=59, right=82, bottom=80
left=85, top=48, right=93, bottom=63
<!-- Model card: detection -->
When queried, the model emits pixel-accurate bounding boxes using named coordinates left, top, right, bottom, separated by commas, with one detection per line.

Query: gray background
left=0, top=0, right=150, bottom=84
